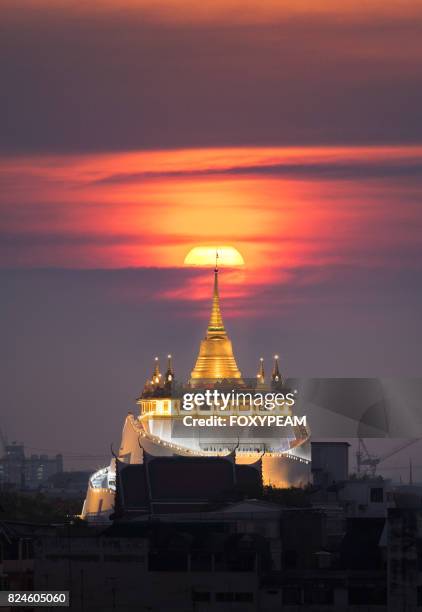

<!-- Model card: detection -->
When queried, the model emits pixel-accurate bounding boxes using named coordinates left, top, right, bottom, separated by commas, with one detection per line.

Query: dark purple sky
left=1, top=1, right=421, bottom=477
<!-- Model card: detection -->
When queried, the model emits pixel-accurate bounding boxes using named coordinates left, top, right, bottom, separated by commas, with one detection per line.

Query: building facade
left=0, top=443, right=63, bottom=490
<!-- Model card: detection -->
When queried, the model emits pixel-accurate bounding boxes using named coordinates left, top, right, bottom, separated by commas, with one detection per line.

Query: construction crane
left=356, top=438, right=420, bottom=477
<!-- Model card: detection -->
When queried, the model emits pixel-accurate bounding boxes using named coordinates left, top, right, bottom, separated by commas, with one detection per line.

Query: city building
left=0, top=520, right=56, bottom=592
left=0, top=442, right=63, bottom=491
left=311, top=441, right=395, bottom=518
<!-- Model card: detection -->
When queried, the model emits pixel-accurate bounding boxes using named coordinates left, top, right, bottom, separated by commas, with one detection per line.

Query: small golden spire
left=165, top=354, right=174, bottom=383
left=152, top=356, right=161, bottom=384
left=257, top=357, right=265, bottom=384
left=272, top=354, right=282, bottom=383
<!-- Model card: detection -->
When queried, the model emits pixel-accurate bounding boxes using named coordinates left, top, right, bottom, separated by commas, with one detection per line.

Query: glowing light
left=184, top=246, right=245, bottom=267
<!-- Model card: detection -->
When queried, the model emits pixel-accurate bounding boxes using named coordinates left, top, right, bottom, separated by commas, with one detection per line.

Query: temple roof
left=114, top=453, right=262, bottom=517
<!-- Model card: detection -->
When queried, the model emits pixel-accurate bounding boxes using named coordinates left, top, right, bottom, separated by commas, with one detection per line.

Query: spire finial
left=207, top=262, right=226, bottom=337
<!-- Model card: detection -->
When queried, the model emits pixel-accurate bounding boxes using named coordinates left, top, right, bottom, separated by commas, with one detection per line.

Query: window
left=283, top=586, right=301, bottom=605
left=192, top=591, right=210, bottom=602
left=235, top=593, right=253, bottom=602
left=370, top=487, right=384, bottom=503
left=216, top=593, right=234, bottom=602
left=304, top=586, right=334, bottom=605
left=349, top=585, right=387, bottom=606
left=191, top=552, right=212, bottom=571
left=104, top=554, right=145, bottom=563
left=284, top=549, right=297, bottom=568
left=46, top=554, right=99, bottom=561
left=22, top=540, right=34, bottom=560
left=417, top=542, right=422, bottom=571
left=148, top=551, right=188, bottom=571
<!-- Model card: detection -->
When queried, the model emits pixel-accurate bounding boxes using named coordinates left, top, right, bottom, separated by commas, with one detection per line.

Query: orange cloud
left=1, top=145, right=422, bottom=315
left=2, top=0, right=420, bottom=24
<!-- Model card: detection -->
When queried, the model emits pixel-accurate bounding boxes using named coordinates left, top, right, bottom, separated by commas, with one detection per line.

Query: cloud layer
left=1, top=2, right=422, bottom=152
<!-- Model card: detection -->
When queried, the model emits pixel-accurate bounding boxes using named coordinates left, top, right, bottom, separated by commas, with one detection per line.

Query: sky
left=1, top=0, right=422, bottom=475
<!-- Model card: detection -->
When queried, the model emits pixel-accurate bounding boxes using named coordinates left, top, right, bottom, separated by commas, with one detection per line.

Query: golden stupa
left=190, top=265, right=243, bottom=385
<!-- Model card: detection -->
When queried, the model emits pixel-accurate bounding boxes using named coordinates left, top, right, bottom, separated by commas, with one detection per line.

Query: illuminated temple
left=82, top=266, right=310, bottom=521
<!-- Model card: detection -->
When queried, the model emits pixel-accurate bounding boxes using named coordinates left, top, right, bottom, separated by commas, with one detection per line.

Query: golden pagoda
left=190, top=264, right=243, bottom=385
left=81, top=257, right=312, bottom=521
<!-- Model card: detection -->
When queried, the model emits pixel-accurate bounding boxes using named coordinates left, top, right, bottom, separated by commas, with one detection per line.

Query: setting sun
left=184, top=246, right=245, bottom=267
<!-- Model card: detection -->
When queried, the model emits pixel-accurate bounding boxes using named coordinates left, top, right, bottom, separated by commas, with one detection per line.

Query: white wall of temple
left=81, top=404, right=311, bottom=520
left=118, top=414, right=143, bottom=464
left=81, top=484, right=114, bottom=520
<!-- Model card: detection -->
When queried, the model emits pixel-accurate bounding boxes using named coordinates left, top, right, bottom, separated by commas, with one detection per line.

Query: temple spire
left=207, top=255, right=226, bottom=337
left=165, top=354, right=174, bottom=384
left=272, top=354, right=282, bottom=383
left=190, top=266, right=242, bottom=385
left=152, top=356, right=161, bottom=385
left=257, top=357, right=265, bottom=384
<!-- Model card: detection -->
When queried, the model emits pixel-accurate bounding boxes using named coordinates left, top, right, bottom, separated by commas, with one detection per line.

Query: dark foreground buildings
left=1, top=441, right=422, bottom=611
